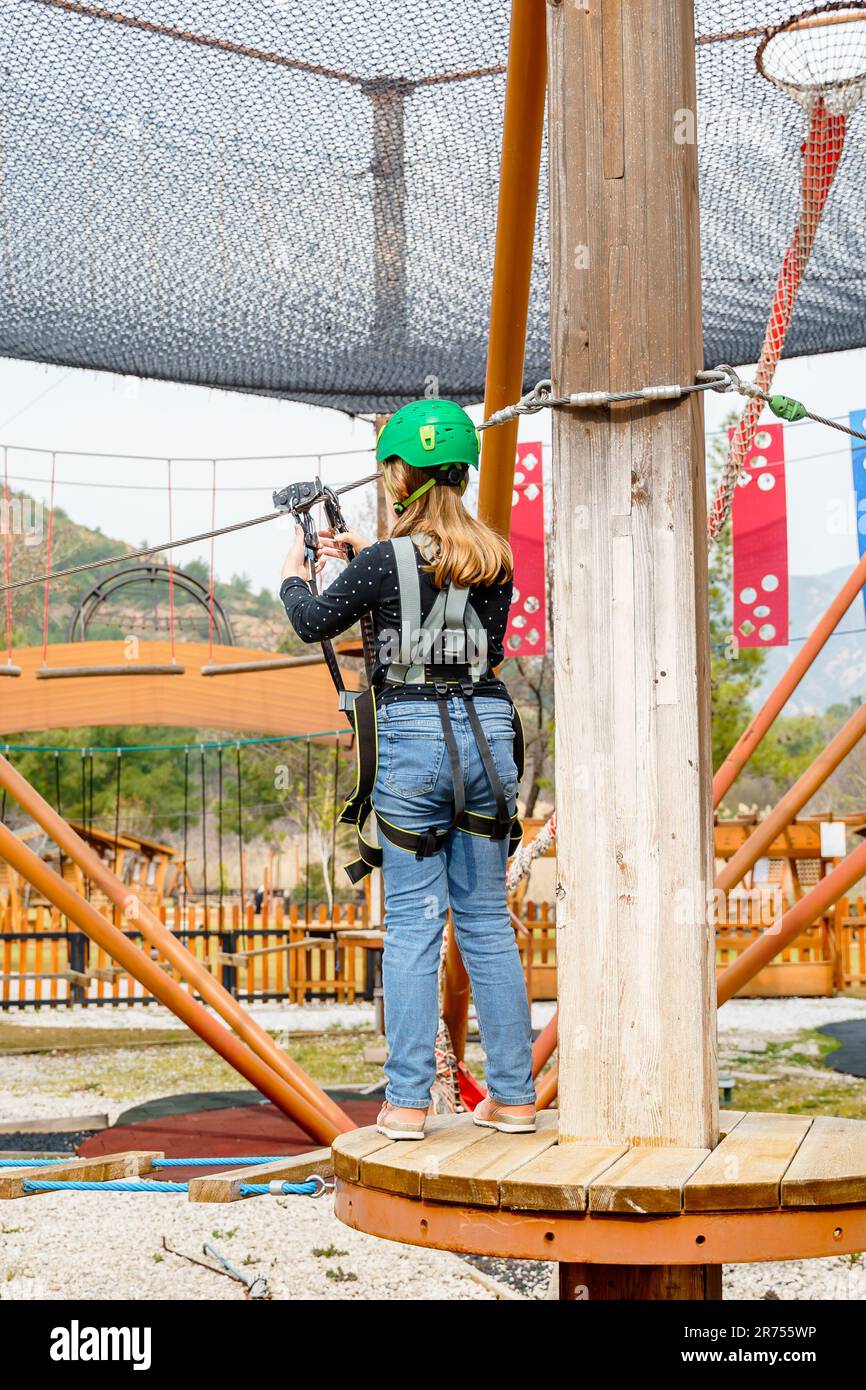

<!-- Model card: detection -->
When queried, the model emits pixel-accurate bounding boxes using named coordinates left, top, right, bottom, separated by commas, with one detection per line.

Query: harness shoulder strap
left=390, top=536, right=422, bottom=670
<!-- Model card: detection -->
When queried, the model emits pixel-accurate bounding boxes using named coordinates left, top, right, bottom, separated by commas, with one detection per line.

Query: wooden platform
left=333, top=1112, right=866, bottom=1266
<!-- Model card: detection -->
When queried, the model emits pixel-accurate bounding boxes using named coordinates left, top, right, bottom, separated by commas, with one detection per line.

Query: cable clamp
left=699, top=365, right=767, bottom=403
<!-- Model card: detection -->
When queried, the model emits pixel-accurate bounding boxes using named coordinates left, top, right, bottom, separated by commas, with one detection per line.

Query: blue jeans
left=372, top=695, right=535, bottom=1110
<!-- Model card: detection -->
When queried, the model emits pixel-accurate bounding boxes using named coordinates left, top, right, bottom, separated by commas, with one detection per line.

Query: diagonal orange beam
left=0, top=753, right=353, bottom=1137
left=714, top=549, right=866, bottom=807
left=717, top=836, right=866, bottom=1004
left=716, top=697, right=866, bottom=895
left=0, top=820, right=342, bottom=1140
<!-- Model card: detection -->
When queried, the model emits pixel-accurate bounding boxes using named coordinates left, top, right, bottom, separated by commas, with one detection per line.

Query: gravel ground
left=0, top=1189, right=499, bottom=1302
left=3, top=994, right=866, bottom=1301
left=0, top=1001, right=378, bottom=1033
left=1, top=999, right=559, bottom=1034
left=718, top=996, right=866, bottom=1037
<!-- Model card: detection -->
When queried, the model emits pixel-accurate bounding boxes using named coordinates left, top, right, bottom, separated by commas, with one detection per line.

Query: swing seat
left=35, top=663, right=186, bottom=679
left=0, top=664, right=21, bottom=677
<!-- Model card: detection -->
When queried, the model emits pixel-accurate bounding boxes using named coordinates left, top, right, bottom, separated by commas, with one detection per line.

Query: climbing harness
left=339, top=535, right=524, bottom=883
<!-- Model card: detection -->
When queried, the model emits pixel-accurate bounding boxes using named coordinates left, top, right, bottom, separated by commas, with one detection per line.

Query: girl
left=280, top=399, right=535, bottom=1138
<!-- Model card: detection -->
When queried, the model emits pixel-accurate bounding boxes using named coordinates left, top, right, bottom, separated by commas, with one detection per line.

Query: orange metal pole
left=0, top=820, right=342, bottom=1141
left=444, top=0, right=548, bottom=1061
left=476, top=0, right=548, bottom=536
left=531, top=1010, right=558, bottom=1076
left=714, top=550, right=866, bottom=807
left=0, top=753, right=353, bottom=1136
left=717, top=836, right=866, bottom=1005
left=716, top=698, right=866, bottom=894
left=535, top=1061, right=558, bottom=1112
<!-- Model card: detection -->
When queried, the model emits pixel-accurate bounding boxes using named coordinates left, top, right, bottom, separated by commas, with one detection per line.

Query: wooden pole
left=549, top=0, right=718, bottom=1300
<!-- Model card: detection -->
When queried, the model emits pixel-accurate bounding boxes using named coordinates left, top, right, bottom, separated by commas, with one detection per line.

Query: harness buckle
left=433, top=681, right=450, bottom=699
left=459, top=679, right=475, bottom=700
left=415, top=827, right=441, bottom=860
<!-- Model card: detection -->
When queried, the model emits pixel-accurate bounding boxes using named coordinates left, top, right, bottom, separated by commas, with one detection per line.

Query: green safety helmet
left=376, top=399, right=480, bottom=514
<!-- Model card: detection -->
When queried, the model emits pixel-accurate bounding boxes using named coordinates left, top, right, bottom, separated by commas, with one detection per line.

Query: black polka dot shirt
left=280, top=539, right=512, bottom=705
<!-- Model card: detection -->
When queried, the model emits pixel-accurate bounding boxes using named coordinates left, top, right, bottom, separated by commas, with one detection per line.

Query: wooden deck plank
left=360, top=1116, right=490, bottom=1197
left=421, top=1112, right=559, bottom=1207
left=781, top=1117, right=866, bottom=1208
left=684, top=1112, right=812, bottom=1212
left=588, top=1145, right=710, bottom=1214
left=187, top=1148, right=333, bottom=1202
left=500, top=1140, right=627, bottom=1212
left=719, top=1110, right=746, bottom=1138
left=0, top=1151, right=161, bottom=1199
left=331, top=1127, right=394, bottom=1182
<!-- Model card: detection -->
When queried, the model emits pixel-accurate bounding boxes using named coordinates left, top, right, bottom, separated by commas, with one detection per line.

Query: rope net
left=707, top=4, right=866, bottom=542
left=0, top=2, right=865, bottom=412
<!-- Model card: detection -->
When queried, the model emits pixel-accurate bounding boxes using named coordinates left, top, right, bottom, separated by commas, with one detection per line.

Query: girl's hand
left=281, top=525, right=313, bottom=582
left=316, top=526, right=373, bottom=562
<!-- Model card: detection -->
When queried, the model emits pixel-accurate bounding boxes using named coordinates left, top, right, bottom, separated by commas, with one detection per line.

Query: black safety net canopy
left=0, top=1, right=864, bottom=413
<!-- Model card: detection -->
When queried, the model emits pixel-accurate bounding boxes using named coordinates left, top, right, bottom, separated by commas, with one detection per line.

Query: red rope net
left=707, top=4, right=866, bottom=543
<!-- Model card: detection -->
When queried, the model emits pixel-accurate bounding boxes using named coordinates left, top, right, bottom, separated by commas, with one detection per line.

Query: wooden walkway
left=333, top=1111, right=866, bottom=1213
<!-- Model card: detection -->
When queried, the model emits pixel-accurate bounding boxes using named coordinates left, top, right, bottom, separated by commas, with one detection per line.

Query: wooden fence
left=3, top=893, right=865, bottom=1009
left=0, top=899, right=375, bottom=1010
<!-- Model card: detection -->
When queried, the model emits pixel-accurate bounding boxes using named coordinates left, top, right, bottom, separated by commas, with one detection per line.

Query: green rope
left=2, top=731, right=345, bottom=754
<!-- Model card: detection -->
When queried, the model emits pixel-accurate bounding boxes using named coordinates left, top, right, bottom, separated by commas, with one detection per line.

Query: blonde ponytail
left=386, top=461, right=513, bottom=589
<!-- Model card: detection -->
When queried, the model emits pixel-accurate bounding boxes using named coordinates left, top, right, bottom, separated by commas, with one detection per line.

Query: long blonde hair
left=385, top=460, right=513, bottom=589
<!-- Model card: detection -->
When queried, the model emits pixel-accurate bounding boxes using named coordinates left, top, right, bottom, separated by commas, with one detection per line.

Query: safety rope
left=20, top=1176, right=325, bottom=1195
left=235, top=743, right=246, bottom=912
left=166, top=459, right=177, bottom=661
left=0, top=469, right=380, bottom=598
left=2, top=446, right=12, bottom=667
left=707, top=97, right=849, bottom=542
left=478, top=368, right=866, bottom=444
left=217, top=744, right=224, bottom=912
left=4, top=731, right=346, bottom=752
left=40, top=453, right=57, bottom=665
left=200, top=746, right=209, bottom=912
left=208, top=460, right=217, bottom=661
left=2, top=370, right=864, bottom=608
left=507, top=811, right=556, bottom=892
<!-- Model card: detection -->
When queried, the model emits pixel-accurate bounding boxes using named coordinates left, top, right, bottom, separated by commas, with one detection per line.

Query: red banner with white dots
left=730, top=422, right=788, bottom=648
left=504, top=442, right=547, bottom=659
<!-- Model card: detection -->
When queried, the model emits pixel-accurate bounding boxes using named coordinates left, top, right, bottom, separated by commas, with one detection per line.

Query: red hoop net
left=707, top=4, right=866, bottom=543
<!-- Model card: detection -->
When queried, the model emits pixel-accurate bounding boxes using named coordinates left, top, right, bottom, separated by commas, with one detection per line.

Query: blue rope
left=21, top=1177, right=321, bottom=1196
left=22, top=1180, right=190, bottom=1193
left=0, top=1158, right=67, bottom=1167
left=151, top=1156, right=293, bottom=1168
left=239, top=1180, right=319, bottom=1196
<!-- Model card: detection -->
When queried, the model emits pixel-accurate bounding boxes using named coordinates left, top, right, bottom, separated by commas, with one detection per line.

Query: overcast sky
left=1, top=344, right=864, bottom=596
